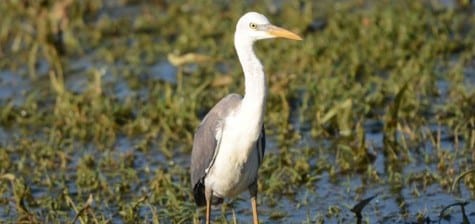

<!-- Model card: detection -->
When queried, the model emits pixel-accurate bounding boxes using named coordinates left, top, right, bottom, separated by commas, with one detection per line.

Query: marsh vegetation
left=0, top=0, right=474, bottom=223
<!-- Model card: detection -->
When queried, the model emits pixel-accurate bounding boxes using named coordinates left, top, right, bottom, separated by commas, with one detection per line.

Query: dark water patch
left=0, top=127, right=10, bottom=145
left=64, top=72, right=90, bottom=94
left=465, top=60, right=475, bottom=89
left=99, top=2, right=144, bottom=21
left=68, top=56, right=94, bottom=74
left=149, top=60, right=177, bottom=84
left=112, top=79, right=132, bottom=101
left=34, top=60, right=51, bottom=78
left=0, top=0, right=474, bottom=223
left=0, top=71, right=30, bottom=106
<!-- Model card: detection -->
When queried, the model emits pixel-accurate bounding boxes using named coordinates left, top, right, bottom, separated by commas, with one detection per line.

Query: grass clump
left=0, top=0, right=474, bottom=223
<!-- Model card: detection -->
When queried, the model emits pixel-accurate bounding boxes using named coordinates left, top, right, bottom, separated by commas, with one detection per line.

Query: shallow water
left=1, top=0, right=475, bottom=223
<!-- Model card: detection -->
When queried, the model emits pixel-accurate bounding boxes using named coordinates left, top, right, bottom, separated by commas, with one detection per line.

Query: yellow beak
left=267, top=25, right=302, bottom=40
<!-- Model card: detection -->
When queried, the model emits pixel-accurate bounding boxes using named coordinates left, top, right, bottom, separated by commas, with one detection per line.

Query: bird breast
left=205, top=109, right=263, bottom=197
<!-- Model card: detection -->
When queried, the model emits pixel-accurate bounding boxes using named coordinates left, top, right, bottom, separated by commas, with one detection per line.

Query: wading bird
left=190, top=12, right=301, bottom=224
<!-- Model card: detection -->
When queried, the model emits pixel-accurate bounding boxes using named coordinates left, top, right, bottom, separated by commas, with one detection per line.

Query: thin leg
left=205, top=187, right=212, bottom=224
left=251, top=196, right=259, bottom=224
left=249, top=182, right=259, bottom=224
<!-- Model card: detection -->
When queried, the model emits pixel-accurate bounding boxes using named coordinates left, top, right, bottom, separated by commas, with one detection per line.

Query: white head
left=235, top=12, right=302, bottom=43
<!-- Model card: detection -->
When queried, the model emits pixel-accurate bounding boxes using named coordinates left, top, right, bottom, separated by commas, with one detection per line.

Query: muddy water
left=1, top=71, right=474, bottom=223
left=1, top=0, right=475, bottom=223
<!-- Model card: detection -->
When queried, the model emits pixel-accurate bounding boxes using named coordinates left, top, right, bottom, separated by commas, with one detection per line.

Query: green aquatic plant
left=0, top=0, right=474, bottom=223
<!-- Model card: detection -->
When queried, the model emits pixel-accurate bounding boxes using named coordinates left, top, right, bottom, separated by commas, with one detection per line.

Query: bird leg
left=205, top=187, right=213, bottom=224
left=251, top=196, right=259, bottom=224
left=249, top=182, right=259, bottom=224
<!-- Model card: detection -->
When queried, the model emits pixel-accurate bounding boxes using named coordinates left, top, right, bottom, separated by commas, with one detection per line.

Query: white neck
left=234, top=36, right=267, bottom=129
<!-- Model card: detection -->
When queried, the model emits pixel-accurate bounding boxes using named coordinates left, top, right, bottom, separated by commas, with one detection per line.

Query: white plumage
left=190, top=12, right=301, bottom=224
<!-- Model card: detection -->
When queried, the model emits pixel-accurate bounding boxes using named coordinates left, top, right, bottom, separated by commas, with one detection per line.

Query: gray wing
left=190, top=93, right=242, bottom=206
left=256, top=125, right=265, bottom=166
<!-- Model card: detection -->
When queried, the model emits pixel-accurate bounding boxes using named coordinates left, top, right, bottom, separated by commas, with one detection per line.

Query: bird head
left=235, top=12, right=302, bottom=42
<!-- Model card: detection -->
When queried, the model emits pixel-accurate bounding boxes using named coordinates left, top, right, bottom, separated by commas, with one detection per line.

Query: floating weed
left=351, top=194, right=378, bottom=224
left=383, top=81, right=410, bottom=163
left=76, top=154, right=101, bottom=190
left=148, top=165, right=196, bottom=222
left=0, top=0, right=475, bottom=222
left=269, top=210, right=288, bottom=220
left=326, top=205, right=341, bottom=217
left=452, top=169, right=475, bottom=195
left=70, top=194, right=96, bottom=224
left=439, top=201, right=470, bottom=224
left=1, top=174, right=38, bottom=223
left=118, top=195, right=147, bottom=223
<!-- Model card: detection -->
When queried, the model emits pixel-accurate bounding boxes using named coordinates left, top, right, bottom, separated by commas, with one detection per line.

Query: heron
left=190, top=12, right=301, bottom=224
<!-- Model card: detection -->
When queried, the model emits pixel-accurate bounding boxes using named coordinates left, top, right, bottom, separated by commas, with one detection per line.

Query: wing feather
left=190, top=94, right=242, bottom=206
left=256, top=125, right=265, bottom=166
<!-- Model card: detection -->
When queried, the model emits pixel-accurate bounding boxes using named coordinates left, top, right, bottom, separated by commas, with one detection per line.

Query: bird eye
left=249, top=23, right=257, bottom=29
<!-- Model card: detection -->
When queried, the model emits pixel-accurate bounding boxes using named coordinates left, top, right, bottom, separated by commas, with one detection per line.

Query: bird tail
left=193, top=181, right=223, bottom=206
